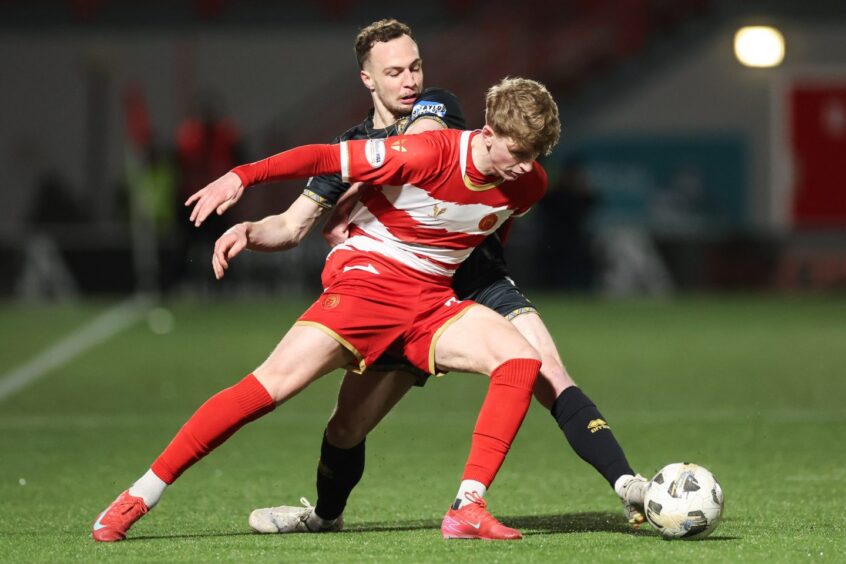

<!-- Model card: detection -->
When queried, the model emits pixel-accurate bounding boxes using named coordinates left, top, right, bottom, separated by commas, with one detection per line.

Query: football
left=644, top=463, right=724, bottom=540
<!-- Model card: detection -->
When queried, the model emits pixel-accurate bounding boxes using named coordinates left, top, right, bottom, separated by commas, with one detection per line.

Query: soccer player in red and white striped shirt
left=91, top=77, right=559, bottom=542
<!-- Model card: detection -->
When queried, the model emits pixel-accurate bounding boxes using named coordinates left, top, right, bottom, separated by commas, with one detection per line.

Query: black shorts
left=460, top=276, right=537, bottom=320
left=366, top=276, right=538, bottom=385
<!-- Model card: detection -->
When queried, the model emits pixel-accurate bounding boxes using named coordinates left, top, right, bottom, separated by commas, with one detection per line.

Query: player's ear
left=360, top=69, right=375, bottom=92
left=481, top=125, right=495, bottom=147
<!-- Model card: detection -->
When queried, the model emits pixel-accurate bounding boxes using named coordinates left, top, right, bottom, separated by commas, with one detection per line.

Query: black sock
left=314, top=430, right=365, bottom=521
left=551, top=387, right=634, bottom=488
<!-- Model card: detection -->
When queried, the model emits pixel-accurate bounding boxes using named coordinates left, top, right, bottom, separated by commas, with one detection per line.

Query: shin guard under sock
left=314, top=431, right=365, bottom=520
left=551, top=386, right=634, bottom=487
left=461, top=358, right=540, bottom=487
left=151, top=374, right=275, bottom=484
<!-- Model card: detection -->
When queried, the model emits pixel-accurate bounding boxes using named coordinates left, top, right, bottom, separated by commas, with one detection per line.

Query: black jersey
left=302, top=88, right=465, bottom=208
left=303, top=87, right=509, bottom=300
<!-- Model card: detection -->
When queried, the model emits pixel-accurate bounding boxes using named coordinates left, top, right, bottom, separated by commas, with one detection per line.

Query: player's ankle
left=306, top=510, right=339, bottom=531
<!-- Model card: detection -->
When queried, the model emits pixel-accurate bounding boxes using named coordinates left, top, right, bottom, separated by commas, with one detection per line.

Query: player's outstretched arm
left=186, top=144, right=344, bottom=227
left=185, top=171, right=245, bottom=227
left=212, top=195, right=325, bottom=279
left=188, top=139, right=432, bottom=231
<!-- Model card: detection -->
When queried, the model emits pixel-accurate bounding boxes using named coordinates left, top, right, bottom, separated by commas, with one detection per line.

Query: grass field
left=1, top=295, right=845, bottom=562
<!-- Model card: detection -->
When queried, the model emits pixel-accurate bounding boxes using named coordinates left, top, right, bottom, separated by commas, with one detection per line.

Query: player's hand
left=212, top=223, right=249, bottom=280
left=322, top=181, right=363, bottom=247
left=322, top=212, right=350, bottom=247
left=185, top=171, right=245, bottom=227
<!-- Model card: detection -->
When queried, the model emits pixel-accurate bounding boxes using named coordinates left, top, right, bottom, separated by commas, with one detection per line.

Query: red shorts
left=297, top=249, right=476, bottom=375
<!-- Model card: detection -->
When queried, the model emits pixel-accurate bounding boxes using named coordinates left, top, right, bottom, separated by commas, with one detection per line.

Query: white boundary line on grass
left=0, top=296, right=153, bottom=403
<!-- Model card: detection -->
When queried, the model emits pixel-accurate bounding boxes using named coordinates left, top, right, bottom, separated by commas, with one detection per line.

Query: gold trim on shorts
left=505, top=306, right=538, bottom=321
left=428, top=303, right=479, bottom=376
left=294, top=321, right=367, bottom=374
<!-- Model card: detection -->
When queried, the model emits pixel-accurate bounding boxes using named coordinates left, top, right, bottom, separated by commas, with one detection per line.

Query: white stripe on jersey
left=459, top=130, right=471, bottom=176
left=341, top=131, right=515, bottom=278
left=344, top=184, right=512, bottom=277
left=378, top=184, right=511, bottom=234
left=340, top=141, right=350, bottom=183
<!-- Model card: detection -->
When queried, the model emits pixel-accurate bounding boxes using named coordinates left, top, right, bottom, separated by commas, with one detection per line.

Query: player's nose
left=515, top=161, right=532, bottom=174
left=401, top=69, right=418, bottom=88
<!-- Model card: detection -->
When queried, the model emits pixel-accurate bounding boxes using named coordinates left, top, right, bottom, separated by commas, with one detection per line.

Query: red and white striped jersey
left=335, top=129, right=547, bottom=279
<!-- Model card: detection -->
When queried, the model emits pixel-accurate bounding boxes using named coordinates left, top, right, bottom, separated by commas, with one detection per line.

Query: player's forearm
left=243, top=214, right=309, bottom=251
left=232, top=145, right=341, bottom=188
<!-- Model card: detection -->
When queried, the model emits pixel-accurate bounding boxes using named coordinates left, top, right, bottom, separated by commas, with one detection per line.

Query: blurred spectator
left=18, top=171, right=85, bottom=301
left=124, top=138, right=179, bottom=293
left=28, top=171, right=87, bottom=228
left=537, top=156, right=599, bottom=290
left=174, top=93, right=244, bottom=288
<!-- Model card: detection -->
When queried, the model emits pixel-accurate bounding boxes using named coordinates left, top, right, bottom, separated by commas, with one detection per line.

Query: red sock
left=151, top=374, right=275, bottom=484
left=461, top=358, right=541, bottom=487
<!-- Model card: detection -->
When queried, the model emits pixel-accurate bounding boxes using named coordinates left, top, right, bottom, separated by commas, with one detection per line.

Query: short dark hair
left=354, top=19, right=415, bottom=69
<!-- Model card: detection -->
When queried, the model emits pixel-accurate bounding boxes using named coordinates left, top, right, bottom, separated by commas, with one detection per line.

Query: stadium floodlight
left=734, top=26, right=785, bottom=68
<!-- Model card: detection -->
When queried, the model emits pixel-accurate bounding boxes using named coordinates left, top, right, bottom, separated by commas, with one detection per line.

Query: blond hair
left=354, top=19, right=415, bottom=69
left=485, top=77, right=561, bottom=156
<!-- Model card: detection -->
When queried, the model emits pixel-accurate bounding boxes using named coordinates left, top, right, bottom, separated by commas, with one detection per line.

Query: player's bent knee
left=252, top=368, right=313, bottom=404
left=501, top=341, right=542, bottom=366
left=325, top=416, right=368, bottom=449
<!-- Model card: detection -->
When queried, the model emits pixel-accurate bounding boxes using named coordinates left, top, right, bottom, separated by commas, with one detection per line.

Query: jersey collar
left=459, top=130, right=503, bottom=191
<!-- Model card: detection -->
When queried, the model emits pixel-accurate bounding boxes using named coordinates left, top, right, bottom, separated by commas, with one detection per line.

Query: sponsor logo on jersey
left=364, top=139, right=386, bottom=168
left=321, top=293, right=341, bottom=309
left=478, top=213, right=498, bottom=231
left=390, top=139, right=408, bottom=153
left=412, top=101, right=447, bottom=120
left=444, top=296, right=459, bottom=307
left=430, top=203, right=447, bottom=218
left=587, top=418, right=610, bottom=433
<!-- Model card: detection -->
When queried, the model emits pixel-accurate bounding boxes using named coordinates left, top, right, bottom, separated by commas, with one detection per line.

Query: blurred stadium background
left=2, top=0, right=845, bottom=300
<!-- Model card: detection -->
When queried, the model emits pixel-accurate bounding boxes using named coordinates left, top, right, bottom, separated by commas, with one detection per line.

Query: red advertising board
left=790, top=83, right=846, bottom=227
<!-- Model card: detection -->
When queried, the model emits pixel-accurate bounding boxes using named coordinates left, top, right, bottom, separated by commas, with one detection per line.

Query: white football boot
left=615, top=474, right=648, bottom=526
left=248, top=497, right=343, bottom=534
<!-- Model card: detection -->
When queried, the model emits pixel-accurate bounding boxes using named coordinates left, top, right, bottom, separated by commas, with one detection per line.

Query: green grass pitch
left=1, top=295, right=845, bottom=562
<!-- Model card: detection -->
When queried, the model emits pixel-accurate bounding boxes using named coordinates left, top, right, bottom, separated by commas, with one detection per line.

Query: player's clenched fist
left=212, top=223, right=249, bottom=280
left=185, top=171, right=245, bottom=227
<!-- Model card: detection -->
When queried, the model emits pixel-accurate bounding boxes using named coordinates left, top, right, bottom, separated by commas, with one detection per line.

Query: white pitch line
left=0, top=296, right=153, bottom=402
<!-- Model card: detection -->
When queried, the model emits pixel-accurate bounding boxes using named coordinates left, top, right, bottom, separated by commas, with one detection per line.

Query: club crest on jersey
left=390, top=139, right=408, bottom=153
left=364, top=139, right=386, bottom=168
left=478, top=213, right=498, bottom=231
left=321, top=293, right=341, bottom=309
left=411, top=101, right=447, bottom=120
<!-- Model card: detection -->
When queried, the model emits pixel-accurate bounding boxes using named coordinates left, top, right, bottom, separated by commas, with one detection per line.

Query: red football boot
left=91, top=490, right=149, bottom=542
left=440, top=492, right=522, bottom=540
